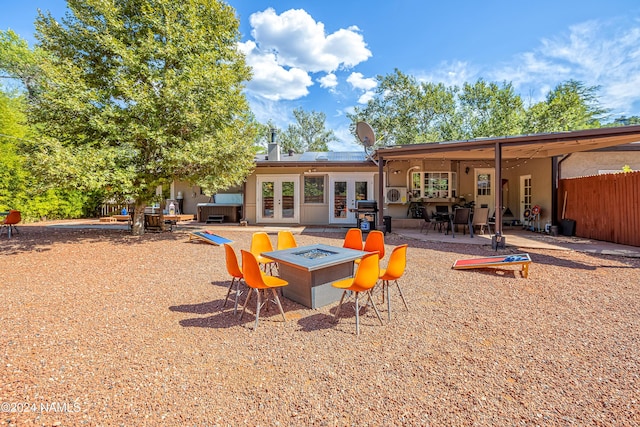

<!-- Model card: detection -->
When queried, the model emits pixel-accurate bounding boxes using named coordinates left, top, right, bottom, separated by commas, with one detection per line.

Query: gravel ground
left=1, top=225, right=639, bottom=427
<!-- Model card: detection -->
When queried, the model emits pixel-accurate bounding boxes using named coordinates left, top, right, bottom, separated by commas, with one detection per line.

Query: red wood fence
left=558, top=171, right=640, bottom=247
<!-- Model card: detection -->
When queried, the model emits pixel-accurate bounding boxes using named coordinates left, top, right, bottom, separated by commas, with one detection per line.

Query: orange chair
left=355, top=229, right=385, bottom=265
left=342, top=228, right=363, bottom=250
left=240, top=250, right=288, bottom=330
left=379, top=244, right=409, bottom=321
left=0, top=210, right=21, bottom=239
left=250, top=232, right=276, bottom=274
left=332, top=252, right=383, bottom=335
left=277, top=230, right=297, bottom=250
left=222, top=244, right=244, bottom=315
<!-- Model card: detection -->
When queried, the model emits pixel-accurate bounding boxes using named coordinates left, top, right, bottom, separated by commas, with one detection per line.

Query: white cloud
left=416, top=60, right=479, bottom=88
left=357, top=91, right=375, bottom=104
left=249, top=8, right=371, bottom=72
left=346, top=72, right=377, bottom=91
left=490, top=18, right=640, bottom=115
left=241, top=8, right=372, bottom=101
left=239, top=40, right=312, bottom=101
left=318, top=73, right=338, bottom=90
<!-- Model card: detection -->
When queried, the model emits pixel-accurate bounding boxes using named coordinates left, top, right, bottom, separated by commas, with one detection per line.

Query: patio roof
left=374, top=125, right=640, bottom=161
left=372, top=125, right=640, bottom=234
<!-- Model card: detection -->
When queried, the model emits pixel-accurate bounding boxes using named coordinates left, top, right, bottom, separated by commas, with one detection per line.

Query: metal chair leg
left=271, top=288, right=286, bottom=322
left=334, top=290, right=348, bottom=321
left=240, top=287, right=253, bottom=320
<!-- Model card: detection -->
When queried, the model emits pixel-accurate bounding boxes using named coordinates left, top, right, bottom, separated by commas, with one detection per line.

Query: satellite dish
left=356, top=121, right=376, bottom=147
left=355, top=121, right=378, bottom=165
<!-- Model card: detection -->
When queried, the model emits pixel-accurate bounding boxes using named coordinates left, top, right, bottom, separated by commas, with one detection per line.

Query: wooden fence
left=558, top=171, right=640, bottom=247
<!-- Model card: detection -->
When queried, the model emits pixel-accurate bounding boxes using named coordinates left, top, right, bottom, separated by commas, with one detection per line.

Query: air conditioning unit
left=385, top=187, right=408, bottom=204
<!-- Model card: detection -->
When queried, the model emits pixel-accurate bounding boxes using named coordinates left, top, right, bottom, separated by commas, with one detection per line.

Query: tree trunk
left=131, top=202, right=146, bottom=236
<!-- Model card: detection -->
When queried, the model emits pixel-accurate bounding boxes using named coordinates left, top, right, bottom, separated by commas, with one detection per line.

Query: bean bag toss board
left=188, top=230, right=233, bottom=246
left=452, top=253, right=532, bottom=278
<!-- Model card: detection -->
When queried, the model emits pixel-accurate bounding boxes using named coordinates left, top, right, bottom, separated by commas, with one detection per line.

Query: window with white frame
left=411, top=171, right=457, bottom=198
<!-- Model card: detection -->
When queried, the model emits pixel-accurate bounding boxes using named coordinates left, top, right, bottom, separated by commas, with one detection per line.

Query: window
left=477, top=173, right=491, bottom=196
left=304, top=176, right=325, bottom=203
left=411, top=171, right=457, bottom=199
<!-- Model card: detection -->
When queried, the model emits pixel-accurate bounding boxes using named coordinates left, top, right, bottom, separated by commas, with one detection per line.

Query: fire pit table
left=262, top=244, right=367, bottom=309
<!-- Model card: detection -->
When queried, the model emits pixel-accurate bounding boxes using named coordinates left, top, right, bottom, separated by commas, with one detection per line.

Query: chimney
left=267, top=128, right=280, bottom=161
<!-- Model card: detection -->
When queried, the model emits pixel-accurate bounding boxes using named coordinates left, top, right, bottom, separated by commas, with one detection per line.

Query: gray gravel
left=1, top=225, right=639, bottom=426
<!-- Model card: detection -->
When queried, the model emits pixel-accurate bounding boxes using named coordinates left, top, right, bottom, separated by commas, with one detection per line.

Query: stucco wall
left=560, top=151, right=640, bottom=178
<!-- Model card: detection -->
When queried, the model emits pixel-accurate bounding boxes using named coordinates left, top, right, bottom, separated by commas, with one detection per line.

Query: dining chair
left=222, top=244, right=244, bottom=315
left=277, top=230, right=297, bottom=250
left=240, top=250, right=288, bottom=330
left=250, top=231, right=276, bottom=274
left=448, top=207, right=471, bottom=237
left=378, top=244, right=409, bottom=321
left=355, top=230, right=385, bottom=265
left=471, top=207, right=491, bottom=235
left=418, top=206, right=432, bottom=234
left=0, top=210, right=21, bottom=239
left=342, top=228, right=363, bottom=250
left=332, top=252, right=383, bottom=336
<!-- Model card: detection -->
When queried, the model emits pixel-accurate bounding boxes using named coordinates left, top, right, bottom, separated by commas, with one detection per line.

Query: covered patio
left=374, top=125, right=640, bottom=233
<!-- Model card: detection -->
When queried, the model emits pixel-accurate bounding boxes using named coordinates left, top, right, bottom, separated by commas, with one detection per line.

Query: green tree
left=458, top=79, right=525, bottom=138
left=278, top=108, right=337, bottom=153
left=523, top=80, right=607, bottom=133
left=24, top=0, right=255, bottom=234
left=348, top=69, right=460, bottom=145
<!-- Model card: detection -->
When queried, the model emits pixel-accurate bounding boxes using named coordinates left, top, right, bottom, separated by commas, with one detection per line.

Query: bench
left=206, top=215, right=224, bottom=224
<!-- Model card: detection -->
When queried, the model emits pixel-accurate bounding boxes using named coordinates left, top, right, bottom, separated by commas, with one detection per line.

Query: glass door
left=329, top=174, right=374, bottom=225
left=256, top=175, right=299, bottom=223
left=474, top=168, right=495, bottom=213
left=520, top=174, right=532, bottom=223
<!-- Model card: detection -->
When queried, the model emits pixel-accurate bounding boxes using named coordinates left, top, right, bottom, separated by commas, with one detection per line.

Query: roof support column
left=495, top=142, right=502, bottom=235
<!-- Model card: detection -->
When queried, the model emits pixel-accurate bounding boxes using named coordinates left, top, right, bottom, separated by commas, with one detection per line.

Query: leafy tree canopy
left=348, top=69, right=608, bottom=145
left=16, top=0, right=256, bottom=233
left=277, top=108, right=337, bottom=153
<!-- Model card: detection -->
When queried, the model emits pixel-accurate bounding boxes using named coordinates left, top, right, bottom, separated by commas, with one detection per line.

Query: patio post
left=495, top=142, right=502, bottom=235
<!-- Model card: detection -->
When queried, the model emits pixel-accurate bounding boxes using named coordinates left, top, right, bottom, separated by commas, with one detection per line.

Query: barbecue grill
left=354, top=200, right=378, bottom=232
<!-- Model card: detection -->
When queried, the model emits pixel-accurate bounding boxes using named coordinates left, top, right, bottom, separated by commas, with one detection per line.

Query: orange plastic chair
left=222, top=244, right=244, bottom=315
left=379, top=244, right=409, bottom=320
left=0, top=210, right=21, bottom=239
left=250, top=232, right=276, bottom=274
left=277, top=230, right=297, bottom=250
left=342, top=228, right=363, bottom=250
left=240, top=250, right=288, bottom=330
left=355, top=229, right=385, bottom=265
left=332, top=252, right=383, bottom=335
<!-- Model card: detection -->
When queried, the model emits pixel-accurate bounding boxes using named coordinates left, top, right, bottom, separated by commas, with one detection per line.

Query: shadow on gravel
left=169, top=299, right=220, bottom=315
left=297, top=313, right=335, bottom=332
left=0, top=225, right=184, bottom=255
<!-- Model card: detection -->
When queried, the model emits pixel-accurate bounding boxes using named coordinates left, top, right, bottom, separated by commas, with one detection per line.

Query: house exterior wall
left=247, top=165, right=380, bottom=225
left=383, top=158, right=553, bottom=226
left=173, top=156, right=553, bottom=226
left=559, top=151, right=640, bottom=178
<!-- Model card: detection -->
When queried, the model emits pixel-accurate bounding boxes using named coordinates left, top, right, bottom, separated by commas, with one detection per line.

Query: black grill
left=354, top=200, right=378, bottom=232
left=355, top=200, right=378, bottom=212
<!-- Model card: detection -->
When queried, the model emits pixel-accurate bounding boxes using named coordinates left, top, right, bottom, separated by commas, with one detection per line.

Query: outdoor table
left=262, top=244, right=367, bottom=309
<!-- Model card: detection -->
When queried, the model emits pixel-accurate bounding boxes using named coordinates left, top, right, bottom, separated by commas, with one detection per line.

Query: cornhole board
left=188, top=230, right=233, bottom=246
left=452, top=253, right=532, bottom=278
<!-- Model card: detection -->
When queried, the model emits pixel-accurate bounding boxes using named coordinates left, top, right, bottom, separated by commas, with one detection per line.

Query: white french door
left=256, top=175, right=300, bottom=223
left=519, top=175, right=532, bottom=223
left=474, top=168, right=495, bottom=213
left=329, top=173, right=375, bottom=225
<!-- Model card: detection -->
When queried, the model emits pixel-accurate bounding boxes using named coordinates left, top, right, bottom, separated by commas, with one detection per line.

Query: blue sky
left=3, top=1, right=640, bottom=150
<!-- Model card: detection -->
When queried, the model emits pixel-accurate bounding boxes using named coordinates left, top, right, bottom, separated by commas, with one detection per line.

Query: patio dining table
left=262, top=244, right=367, bottom=309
